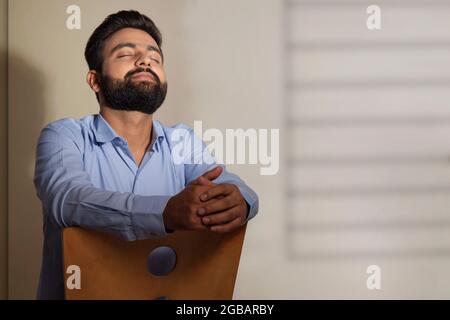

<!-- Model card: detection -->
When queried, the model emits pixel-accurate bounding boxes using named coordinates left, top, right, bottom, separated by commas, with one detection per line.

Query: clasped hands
left=163, top=167, right=249, bottom=234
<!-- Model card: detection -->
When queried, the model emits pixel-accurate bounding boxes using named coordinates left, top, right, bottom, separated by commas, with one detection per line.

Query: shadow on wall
left=0, top=46, right=8, bottom=299
left=9, top=51, right=46, bottom=299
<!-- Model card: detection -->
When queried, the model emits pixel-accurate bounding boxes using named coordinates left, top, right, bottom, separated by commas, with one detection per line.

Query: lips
left=131, top=72, right=156, bottom=82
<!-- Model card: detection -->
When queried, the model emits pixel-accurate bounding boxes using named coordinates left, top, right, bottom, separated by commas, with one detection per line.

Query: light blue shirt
left=33, top=114, right=259, bottom=300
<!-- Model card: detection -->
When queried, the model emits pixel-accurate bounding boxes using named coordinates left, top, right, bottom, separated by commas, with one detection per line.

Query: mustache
left=125, top=67, right=160, bottom=84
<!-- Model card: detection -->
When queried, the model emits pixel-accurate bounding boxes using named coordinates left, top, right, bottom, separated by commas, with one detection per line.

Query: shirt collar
left=94, top=114, right=119, bottom=144
left=149, top=120, right=166, bottom=152
left=93, top=114, right=165, bottom=150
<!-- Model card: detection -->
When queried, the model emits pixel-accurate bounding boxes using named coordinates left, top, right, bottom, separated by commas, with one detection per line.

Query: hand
left=164, top=166, right=224, bottom=231
left=163, top=184, right=216, bottom=231
left=197, top=183, right=249, bottom=234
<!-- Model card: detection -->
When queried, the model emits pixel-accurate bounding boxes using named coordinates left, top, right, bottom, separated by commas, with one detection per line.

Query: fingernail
left=203, top=217, right=210, bottom=223
left=201, top=194, right=208, bottom=200
left=198, top=208, right=205, bottom=215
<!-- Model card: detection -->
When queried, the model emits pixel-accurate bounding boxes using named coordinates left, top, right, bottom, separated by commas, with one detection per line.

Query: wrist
left=162, top=202, right=175, bottom=233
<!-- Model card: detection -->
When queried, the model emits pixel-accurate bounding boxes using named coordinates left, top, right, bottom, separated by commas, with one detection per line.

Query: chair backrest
left=62, top=226, right=246, bottom=300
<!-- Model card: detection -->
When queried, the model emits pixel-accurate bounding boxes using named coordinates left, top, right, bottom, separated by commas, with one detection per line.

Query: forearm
left=38, top=175, right=171, bottom=241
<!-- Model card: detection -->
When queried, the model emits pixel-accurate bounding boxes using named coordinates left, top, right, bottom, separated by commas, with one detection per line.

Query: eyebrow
left=110, top=42, right=162, bottom=57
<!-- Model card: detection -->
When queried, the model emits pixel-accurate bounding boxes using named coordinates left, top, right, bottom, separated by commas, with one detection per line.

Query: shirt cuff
left=130, top=195, right=172, bottom=240
left=238, top=187, right=259, bottom=223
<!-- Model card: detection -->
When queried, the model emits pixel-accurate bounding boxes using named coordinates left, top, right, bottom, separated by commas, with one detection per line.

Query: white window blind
left=285, top=0, right=450, bottom=259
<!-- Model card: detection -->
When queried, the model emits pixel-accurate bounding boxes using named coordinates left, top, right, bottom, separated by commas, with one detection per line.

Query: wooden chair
left=62, top=226, right=246, bottom=300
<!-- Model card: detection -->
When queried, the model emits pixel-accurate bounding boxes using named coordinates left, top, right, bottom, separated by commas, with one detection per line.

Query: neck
left=100, top=106, right=153, bottom=151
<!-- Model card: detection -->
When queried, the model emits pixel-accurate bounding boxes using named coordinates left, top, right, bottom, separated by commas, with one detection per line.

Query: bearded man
left=33, top=10, right=259, bottom=300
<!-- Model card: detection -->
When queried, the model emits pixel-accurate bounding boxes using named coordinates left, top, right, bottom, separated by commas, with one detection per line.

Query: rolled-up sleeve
left=33, top=124, right=171, bottom=241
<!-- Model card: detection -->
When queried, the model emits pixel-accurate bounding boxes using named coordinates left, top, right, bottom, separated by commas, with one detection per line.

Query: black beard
left=99, top=68, right=167, bottom=115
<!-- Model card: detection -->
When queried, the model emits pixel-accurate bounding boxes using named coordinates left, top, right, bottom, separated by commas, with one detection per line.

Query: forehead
left=103, top=27, right=158, bottom=54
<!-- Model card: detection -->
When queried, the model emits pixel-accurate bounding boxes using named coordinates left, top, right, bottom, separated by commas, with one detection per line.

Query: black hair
left=84, top=10, right=163, bottom=101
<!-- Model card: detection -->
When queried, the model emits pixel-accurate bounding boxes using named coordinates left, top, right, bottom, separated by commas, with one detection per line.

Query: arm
left=34, top=123, right=171, bottom=241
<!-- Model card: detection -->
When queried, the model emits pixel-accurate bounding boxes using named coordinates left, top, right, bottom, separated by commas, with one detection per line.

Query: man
left=33, top=10, right=259, bottom=299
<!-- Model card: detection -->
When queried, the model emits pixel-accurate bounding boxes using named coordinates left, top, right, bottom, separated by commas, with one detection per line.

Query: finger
left=188, top=178, right=198, bottom=186
left=198, top=195, right=241, bottom=216
left=188, top=175, right=214, bottom=186
left=201, top=206, right=243, bottom=225
left=188, top=166, right=223, bottom=186
left=199, top=183, right=235, bottom=202
left=196, top=176, right=215, bottom=186
left=193, top=223, right=209, bottom=230
left=198, top=190, right=225, bottom=203
left=201, top=166, right=223, bottom=181
left=188, top=176, right=202, bottom=186
left=210, top=216, right=245, bottom=234
left=189, top=215, right=210, bottom=230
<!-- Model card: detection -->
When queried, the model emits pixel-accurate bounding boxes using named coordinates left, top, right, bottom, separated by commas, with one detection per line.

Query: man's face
left=97, top=28, right=167, bottom=114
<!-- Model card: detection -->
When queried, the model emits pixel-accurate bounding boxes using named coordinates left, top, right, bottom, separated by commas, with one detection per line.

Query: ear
left=86, top=70, right=101, bottom=94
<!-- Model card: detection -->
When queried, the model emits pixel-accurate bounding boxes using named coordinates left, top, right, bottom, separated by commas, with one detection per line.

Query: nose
left=137, top=54, right=152, bottom=68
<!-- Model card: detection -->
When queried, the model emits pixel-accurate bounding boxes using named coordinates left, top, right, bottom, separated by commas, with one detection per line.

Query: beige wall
left=0, top=0, right=7, bottom=300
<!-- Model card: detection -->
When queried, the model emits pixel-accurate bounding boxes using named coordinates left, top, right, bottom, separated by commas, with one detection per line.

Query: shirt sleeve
left=181, top=128, right=259, bottom=222
left=33, top=123, right=171, bottom=241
